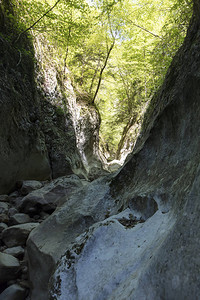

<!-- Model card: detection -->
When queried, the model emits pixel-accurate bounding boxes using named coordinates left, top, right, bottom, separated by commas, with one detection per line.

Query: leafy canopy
left=11, top=0, right=192, bottom=159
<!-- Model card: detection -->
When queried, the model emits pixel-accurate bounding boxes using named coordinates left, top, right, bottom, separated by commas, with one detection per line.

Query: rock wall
left=33, top=37, right=86, bottom=179
left=75, top=101, right=108, bottom=180
left=26, top=1, right=200, bottom=299
left=0, top=6, right=103, bottom=193
left=0, top=5, right=51, bottom=194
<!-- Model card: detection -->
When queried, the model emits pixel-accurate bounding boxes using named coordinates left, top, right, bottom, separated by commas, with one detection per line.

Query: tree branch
left=127, top=19, right=162, bottom=39
left=14, top=0, right=61, bottom=43
left=91, top=40, right=115, bottom=104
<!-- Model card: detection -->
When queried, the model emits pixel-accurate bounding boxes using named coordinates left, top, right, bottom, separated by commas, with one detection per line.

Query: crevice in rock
left=128, top=196, right=158, bottom=221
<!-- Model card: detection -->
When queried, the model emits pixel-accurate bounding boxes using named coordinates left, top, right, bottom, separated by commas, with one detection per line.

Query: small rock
left=9, top=191, right=19, bottom=201
left=0, top=214, right=9, bottom=224
left=0, top=252, right=20, bottom=283
left=8, top=208, right=19, bottom=217
left=0, top=195, right=9, bottom=202
left=0, top=284, right=26, bottom=300
left=2, top=223, right=39, bottom=247
left=0, top=202, right=9, bottom=214
left=0, top=222, right=8, bottom=233
left=3, top=246, right=24, bottom=258
left=10, top=213, right=31, bottom=225
left=21, top=180, right=43, bottom=196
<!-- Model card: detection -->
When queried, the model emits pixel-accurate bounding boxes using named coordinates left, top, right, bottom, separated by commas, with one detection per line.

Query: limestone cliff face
left=34, top=35, right=107, bottom=180
left=75, top=101, right=108, bottom=180
left=0, top=13, right=51, bottom=194
left=0, top=9, right=106, bottom=193
left=27, top=1, right=200, bottom=299
left=0, top=9, right=85, bottom=193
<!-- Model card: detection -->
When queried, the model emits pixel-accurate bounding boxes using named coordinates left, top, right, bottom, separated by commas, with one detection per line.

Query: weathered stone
left=18, top=175, right=88, bottom=214
left=50, top=210, right=174, bottom=300
left=8, top=192, right=19, bottom=201
left=0, top=195, right=9, bottom=202
left=10, top=213, right=31, bottom=225
left=8, top=208, right=19, bottom=217
left=2, top=223, right=39, bottom=247
left=0, top=222, right=8, bottom=233
left=0, top=252, right=20, bottom=283
left=3, top=246, right=25, bottom=258
left=0, top=202, right=9, bottom=214
left=20, top=180, right=43, bottom=196
left=75, top=102, right=108, bottom=180
left=0, top=284, right=26, bottom=300
left=0, top=214, right=9, bottom=224
left=27, top=176, right=114, bottom=300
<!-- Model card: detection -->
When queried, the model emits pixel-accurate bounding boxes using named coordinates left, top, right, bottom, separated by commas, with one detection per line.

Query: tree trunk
left=91, top=40, right=115, bottom=104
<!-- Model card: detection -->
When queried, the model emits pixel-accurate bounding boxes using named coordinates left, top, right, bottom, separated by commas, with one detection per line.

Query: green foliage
left=8, top=0, right=193, bottom=159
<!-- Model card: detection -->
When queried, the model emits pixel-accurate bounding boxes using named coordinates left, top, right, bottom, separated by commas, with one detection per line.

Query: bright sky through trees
left=13, top=0, right=192, bottom=159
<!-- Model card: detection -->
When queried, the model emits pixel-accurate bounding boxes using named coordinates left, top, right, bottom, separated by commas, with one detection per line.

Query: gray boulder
left=0, top=195, right=9, bottom=202
left=2, top=223, right=39, bottom=247
left=18, top=175, right=88, bottom=214
left=0, top=252, right=20, bottom=283
left=0, top=214, right=9, bottom=224
left=20, top=180, right=43, bottom=196
left=3, top=246, right=24, bottom=258
left=0, top=202, right=9, bottom=214
left=8, top=208, right=19, bottom=217
left=0, top=222, right=8, bottom=233
left=10, top=213, right=31, bottom=225
left=0, top=284, right=26, bottom=300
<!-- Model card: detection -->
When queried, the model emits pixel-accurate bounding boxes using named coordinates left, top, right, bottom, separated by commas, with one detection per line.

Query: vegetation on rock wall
left=1, top=0, right=193, bottom=161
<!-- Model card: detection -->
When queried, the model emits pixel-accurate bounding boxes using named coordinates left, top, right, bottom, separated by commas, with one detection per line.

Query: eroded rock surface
left=27, top=2, right=200, bottom=300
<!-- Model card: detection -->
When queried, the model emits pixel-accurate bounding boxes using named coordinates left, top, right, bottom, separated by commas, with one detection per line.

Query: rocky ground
left=0, top=176, right=88, bottom=299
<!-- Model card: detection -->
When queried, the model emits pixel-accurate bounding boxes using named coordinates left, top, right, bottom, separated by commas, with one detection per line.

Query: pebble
left=0, top=195, right=9, bottom=202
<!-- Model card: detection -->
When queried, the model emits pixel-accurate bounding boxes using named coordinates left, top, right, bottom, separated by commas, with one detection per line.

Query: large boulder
left=0, top=252, right=20, bottom=283
left=50, top=209, right=174, bottom=300
left=2, top=223, right=39, bottom=247
left=27, top=176, right=116, bottom=300
left=3, top=246, right=24, bottom=258
left=0, top=284, right=26, bottom=300
left=9, top=213, right=32, bottom=225
left=18, top=175, right=88, bottom=215
left=20, top=180, right=43, bottom=196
